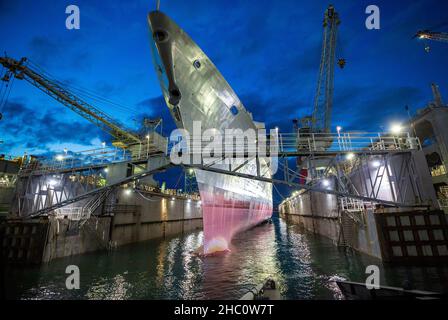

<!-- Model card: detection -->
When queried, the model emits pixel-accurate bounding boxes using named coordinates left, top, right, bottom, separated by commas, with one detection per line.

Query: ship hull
left=196, top=170, right=272, bottom=253
left=147, top=11, right=273, bottom=254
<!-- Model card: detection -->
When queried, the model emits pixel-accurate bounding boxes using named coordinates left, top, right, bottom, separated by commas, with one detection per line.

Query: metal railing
left=20, top=141, right=167, bottom=175
left=167, top=131, right=421, bottom=155
left=340, top=197, right=366, bottom=212
left=285, top=131, right=420, bottom=153
left=55, top=207, right=85, bottom=220
left=19, top=131, right=421, bottom=176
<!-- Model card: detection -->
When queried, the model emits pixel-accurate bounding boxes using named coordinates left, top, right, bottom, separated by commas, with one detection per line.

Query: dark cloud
left=332, top=85, right=423, bottom=131
left=0, top=1, right=20, bottom=17
left=28, top=37, right=62, bottom=66
left=0, top=100, right=108, bottom=152
left=28, top=36, right=91, bottom=71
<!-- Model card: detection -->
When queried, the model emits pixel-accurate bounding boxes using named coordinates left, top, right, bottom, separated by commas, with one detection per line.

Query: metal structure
left=414, top=29, right=448, bottom=52
left=10, top=129, right=426, bottom=220
left=309, top=5, right=340, bottom=133
left=184, top=168, right=198, bottom=194
left=2, top=6, right=434, bottom=233
left=13, top=153, right=172, bottom=218
left=415, top=30, right=448, bottom=43
left=0, top=56, right=141, bottom=147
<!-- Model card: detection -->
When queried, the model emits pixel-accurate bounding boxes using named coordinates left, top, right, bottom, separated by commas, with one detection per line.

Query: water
left=4, top=217, right=448, bottom=299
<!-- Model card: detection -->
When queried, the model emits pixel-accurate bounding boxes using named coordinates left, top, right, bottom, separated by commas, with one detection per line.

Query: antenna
left=156, top=0, right=160, bottom=11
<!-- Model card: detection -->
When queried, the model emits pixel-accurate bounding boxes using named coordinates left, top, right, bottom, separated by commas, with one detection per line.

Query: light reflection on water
left=5, top=217, right=448, bottom=299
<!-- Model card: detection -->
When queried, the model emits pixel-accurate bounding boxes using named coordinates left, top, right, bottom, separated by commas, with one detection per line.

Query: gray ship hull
left=147, top=11, right=272, bottom=254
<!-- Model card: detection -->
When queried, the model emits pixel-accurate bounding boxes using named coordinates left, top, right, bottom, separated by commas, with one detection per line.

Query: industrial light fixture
left=322, top=179, right=330, bottom=187
left=124, top=189, right=132, bottom=196
left=346, top=152, right=355, bottom=160
left=371, top=160, right=381, bottom=168
left=336, top=126, right=342, bottom=133
left=171, top=197, right=175, bottom=201
left=146, top=134, right=150, bottom=139
left=48, top=179, right=58, bottom=187
left=390, top=123, right=402, bottom=134
left=104, top=168, right=109, bottom=173
left=55, top=154, right=64, bottom=161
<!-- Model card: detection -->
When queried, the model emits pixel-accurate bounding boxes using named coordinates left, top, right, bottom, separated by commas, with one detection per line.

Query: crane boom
left=311, top=5, right=340, bottom=133
left=415, top=30, right=448, bottom=43
left=0, top=56, right=141, bottom=146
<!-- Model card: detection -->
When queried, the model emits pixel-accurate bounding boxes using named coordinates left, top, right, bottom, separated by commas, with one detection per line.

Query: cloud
left=334, top=85, right=424, bottom=131
left=28, top=37, right=63, bottom=66
left=0, top=100, right=108, bottom=155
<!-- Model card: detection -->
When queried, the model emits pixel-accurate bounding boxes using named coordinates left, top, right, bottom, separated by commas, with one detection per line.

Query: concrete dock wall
left=1, top=191, right=203, bottom=264
left=282, top=208, right=382, bottom=259
left=0, top=187, right=14, bottom=217
left=42, top=216, right=112, bottom=263
left=110, top=191, right=203, bottom=246
left=280, top=199, right=448, bottom=263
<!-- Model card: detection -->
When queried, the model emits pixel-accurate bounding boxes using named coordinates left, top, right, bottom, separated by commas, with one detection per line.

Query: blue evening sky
left=0, top=0, right=447, bottom=200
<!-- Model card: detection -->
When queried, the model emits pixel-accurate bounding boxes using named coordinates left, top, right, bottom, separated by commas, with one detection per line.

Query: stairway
left=79, top=188, right=113, bottom=227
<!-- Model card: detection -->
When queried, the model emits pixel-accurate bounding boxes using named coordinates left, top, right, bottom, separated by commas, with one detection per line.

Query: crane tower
left=312, top=5, right=340, bottom=133
left=299, top=5, right=340, bottom=134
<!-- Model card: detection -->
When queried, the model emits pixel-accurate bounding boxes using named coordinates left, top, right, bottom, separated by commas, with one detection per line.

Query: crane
left=298, top=5, right=341, bottom=134
left=414, top=28, right=448, bottom=52
left=0, top=56, right=141, bottom=147
left=415, top=30, right=448, bottom=43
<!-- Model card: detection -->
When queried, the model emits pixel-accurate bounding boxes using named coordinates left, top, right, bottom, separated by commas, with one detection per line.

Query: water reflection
left=5, top=217, right=448, bottom=299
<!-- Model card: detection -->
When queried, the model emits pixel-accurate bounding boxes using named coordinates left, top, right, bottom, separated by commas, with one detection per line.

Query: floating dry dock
left=280, top=86, right=448, bottom=264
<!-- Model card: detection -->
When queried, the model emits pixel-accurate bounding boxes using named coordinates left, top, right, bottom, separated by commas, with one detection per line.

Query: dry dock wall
left=109, top=191, right=203, bottom=246
left=42, top=217, right=112, bottom=263
left=280, top=191, right=383, bottom=259
left=0, top=187, right=14, bottom=217
left=280, top=201, right=448, bottom=263
left=1, top=192, right=203, bottom=264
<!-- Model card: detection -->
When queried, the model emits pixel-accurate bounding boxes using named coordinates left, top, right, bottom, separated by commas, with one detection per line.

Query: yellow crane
left=414, top=29, right=448, bottom=52
left=415, top=30, right=448, bottom=43
left=0, top=56, right=141, bottom=148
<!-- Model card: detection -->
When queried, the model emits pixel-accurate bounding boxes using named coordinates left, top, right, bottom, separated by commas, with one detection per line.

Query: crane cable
left=0, top=66, right=8, bottom=108
left=0, top=67, right=6, bottom=107
left=273, top=184, right=286, bottom=201
left=0, top=67, right=16, bottom=115
left=26, top=59, right=141, bottom=116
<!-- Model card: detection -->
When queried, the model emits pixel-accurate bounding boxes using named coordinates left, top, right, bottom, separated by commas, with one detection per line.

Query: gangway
left=11, top=129, right=428, bottom=219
